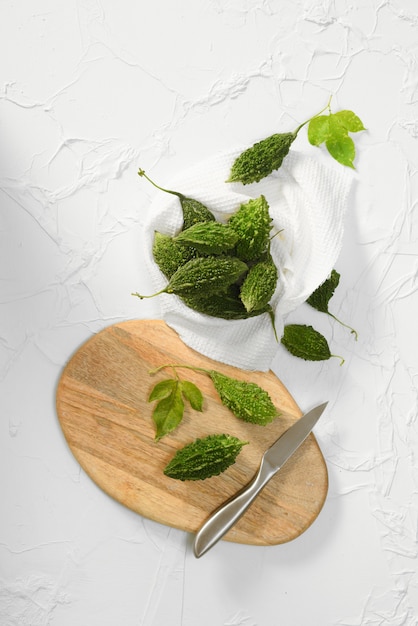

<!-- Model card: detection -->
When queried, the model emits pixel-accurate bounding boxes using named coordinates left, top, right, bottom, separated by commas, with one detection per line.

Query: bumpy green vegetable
left=306, top=269, right=358, bottom=339
left=208, top=371, right=278, bottom=425
left=227, top=132, right=296, bottom=185
left=138, top=168, right=215, bottom=229
left=163, top=434, right=248, bottom=481
left=306, top=270, right=340, bottom=313
left=281, top=324, right=344, bottom=364
left=137, top=169, right=281, bottom=325
left=132, top=256, right=248, bottom=299
left=228, top=196, right=272, bottom=261
left=152, top=231, right=198, bottom=278
left=239, top=255, right=278, bottom=313
left=163, top=256, right=248, bottom=296
left=180, top=197, right=216, bottom=230
left=180, top=292, right=270, bottom=320
left=174, top=221, right=238, bottom=255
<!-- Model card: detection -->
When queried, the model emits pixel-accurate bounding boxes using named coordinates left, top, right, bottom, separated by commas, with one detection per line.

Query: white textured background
left=1, top=1, right=418, bottom=625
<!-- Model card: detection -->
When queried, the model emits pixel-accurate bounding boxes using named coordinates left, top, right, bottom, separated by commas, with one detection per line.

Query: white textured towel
left=142, top=149, right=353, bottom=371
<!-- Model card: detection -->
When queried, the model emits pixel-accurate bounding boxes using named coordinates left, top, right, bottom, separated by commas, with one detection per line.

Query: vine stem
left=131, top=289, right=167, bottom=300
left=138, top=168, right=184, bottom=199
left=149, top=363, right=209, bottom=376
left=293, top=95, right=333, bottom=136
left=328, top=313, right=359, bottom=341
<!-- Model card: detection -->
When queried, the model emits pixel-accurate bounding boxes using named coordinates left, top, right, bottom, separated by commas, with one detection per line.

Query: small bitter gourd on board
left=163, top=434, right=248, bottom=481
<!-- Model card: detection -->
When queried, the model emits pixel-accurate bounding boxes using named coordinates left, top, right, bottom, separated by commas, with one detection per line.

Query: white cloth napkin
left=142, top=149, right=353, bottom=371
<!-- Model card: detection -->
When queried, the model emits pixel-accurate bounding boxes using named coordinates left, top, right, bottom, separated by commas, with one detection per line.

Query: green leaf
left=308, top=109, right=365, bottom=168
left=307, top=115, right=330, bottom=146
left=328, top=113, right=347, bottom=138
left=326, top=134, right=356, bottom=168
left=152, top=382, right=185, bottom=440
left=306, top=269, right=340, bottom=314
left=333, top=110, right=365, bottom=133
left=180, top=380, right=204, bottom=411
left=148, top=378, right=177, bottom=402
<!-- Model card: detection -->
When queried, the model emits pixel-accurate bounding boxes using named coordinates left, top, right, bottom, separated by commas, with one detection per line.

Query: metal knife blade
left=193, top=401, right=328, bottom=558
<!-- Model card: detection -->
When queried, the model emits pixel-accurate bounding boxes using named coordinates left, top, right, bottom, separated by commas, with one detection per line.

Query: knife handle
left=193, top=459, right=273, bottom=558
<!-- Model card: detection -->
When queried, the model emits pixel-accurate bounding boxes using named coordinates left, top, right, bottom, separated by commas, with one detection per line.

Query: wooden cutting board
left=56, top=319, right=328, bottom=546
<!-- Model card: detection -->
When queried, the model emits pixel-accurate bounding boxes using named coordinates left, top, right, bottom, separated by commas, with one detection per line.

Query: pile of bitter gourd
left=135, top=100, right=364, bottom=363
left=134, top=171, right=279, bottom=335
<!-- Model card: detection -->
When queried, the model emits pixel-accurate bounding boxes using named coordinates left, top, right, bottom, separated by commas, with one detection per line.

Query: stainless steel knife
left=193, top=401, right=328, bottom=558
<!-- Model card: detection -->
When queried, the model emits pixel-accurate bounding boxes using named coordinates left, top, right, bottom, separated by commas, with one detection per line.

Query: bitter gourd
left=163, top=434, right=248, bottom=481
left=180, top=292, right=269, bottom=320
left=174, top=221, right=238, bottom=255
left=228, top=196, right=272, bottom=261
left=306, top=270, right=358, bottom=339
left=281, top=324, right=331, bottom=361
left=239, top=255, right=278, bottom=313
left=138, top=168, right=215, bottom=229
left=208, top=371, right=278, bottom=425
left=152, top=231, right=198, bottom=278
left=133, top=256, right=248, bottom=299
left=227, top=132, right=296, bottom=185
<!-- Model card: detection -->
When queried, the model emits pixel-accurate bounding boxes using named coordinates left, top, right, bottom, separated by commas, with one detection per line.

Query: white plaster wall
left=1, top=1, right=417, bottom=624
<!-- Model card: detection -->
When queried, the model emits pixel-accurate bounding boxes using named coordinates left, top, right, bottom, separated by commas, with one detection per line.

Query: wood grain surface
left=56, top=319, right=328, bottom=546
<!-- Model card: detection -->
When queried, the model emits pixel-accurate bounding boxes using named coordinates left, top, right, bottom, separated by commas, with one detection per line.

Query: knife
left=193, top=401, right=328, bottom=558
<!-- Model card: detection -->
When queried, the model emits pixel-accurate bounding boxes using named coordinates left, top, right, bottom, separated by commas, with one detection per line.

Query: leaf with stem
left=308, top=108, right=365, bottom=168
left=148, top=375, right=203, bottom=440
left=151, top=379, right=185, bottom=441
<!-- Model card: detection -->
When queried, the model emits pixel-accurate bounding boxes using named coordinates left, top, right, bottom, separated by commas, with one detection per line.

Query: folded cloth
left=141, top=148, right=353, bottom=371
